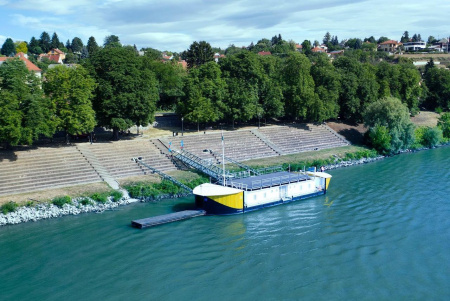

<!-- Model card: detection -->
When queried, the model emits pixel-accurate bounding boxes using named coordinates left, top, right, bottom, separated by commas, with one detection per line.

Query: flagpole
left=222, top=130, right=225, bottom=186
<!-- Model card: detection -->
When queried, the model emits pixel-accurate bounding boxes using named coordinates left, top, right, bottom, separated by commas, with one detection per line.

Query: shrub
left=110, top=190, right=123, bottom=202
left=1, top=201, right=18, bottom=214
left=438, top=112, right=450, bottom=139
left=422, top=127, right=443, bottom=148
left=90, top=192, right=109, bottom=204
left=52, top=196, right=72, bottom=208
left=79, top=197, right=92, bottom=206
left=368, top=125, right=391, bottom=154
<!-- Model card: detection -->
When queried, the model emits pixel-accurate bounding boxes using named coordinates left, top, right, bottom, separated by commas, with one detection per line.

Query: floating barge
left=193, top=170, right=332, bottom=215
left=131, top=210, right=206, bottom=229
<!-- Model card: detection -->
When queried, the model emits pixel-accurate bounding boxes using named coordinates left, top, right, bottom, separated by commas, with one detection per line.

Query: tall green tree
left=103, top=35, right=121, bottom=47
left=310, top=54, right=341, bottom=121
left=0, top=59, right=55, bottom=145
left=39, top=31, right=51, bottom=53
left=364, top=97, right=415, bottom=153
left=423, top=63, right=450, bottom=110
left=282, top=52, right=319, bottom=121
left=28, top=37, right=42, bottom=54
left=185, top=41, right=214, bottom=69
left=87, top=46, right=159, bottom=140
left=15, top=41, right=28, bottom=54
left=301, top=40, right=312, bottom=56
left=1, top=38, right=16, bottom=56
left=86, top=36, right=100, bottom=57
left=71, top=37, right=84, bottom=53
left=177, top=62, right=226, bottom=131
left=51, top=32, right=60, bottom=49
left=43, top=66, right=97, bottom=143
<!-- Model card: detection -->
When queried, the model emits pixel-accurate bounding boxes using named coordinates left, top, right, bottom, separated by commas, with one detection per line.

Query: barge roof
left=227, top=171, right=310, bottom=190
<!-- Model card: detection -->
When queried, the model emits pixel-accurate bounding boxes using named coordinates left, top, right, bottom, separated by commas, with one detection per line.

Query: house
left=258, top=51, right=271, bottom=56
left=378, top=40, right=402, bottom=53
left=295, top=44, right=302, bottom=52
left=311, top=47, right=326, bottom=53
left=0, top=52, right=42, bottom=77
left=329, top=50, right=344, bottom=58
left=214, top=53, right=226, bottom=62
left=38, top=48, right=66, bottom=64
left=403, top=41, right=427, bottom=52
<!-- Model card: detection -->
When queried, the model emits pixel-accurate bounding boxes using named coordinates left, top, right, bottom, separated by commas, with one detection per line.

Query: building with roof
left=39, top=48, right=66, bottom=64
left=378, top=40, right=402, bottom=53
left=257, top=51, right=271, bottom=56
left=403, top=41, right=426, bottom=52
left=0, top=52, right=42, bottom=77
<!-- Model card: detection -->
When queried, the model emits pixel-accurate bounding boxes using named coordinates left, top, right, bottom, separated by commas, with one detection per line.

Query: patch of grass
left=110, top=190, right=123, bottom=202
left=1, top=201, right=18, bottom=214
left=90, top=192, right=109, bottom=204
left=51, top=196, right=72, bottom=208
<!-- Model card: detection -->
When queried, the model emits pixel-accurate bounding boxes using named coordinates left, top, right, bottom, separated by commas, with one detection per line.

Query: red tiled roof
left=178, top=60, right=187, bottom=69
left=311, top=47, right=326, bottom=53
left=379, top=40, right=401, bottom=45
left=258, top=51, right=271, bottom=56
left=296, top=44, right=303, bottom=49
left=0, top=55, right=41, bottom=72
left=51, top=48, right=64, bottom=54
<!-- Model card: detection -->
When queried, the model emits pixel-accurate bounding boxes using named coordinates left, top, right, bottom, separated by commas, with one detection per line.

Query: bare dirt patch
left=327, top=121, right=367, bottom=145
left=411, top=111, right=439, bottom=127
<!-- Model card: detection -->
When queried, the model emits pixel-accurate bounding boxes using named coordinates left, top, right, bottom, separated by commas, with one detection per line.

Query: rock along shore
left=0, top=156, right=385, bottom=227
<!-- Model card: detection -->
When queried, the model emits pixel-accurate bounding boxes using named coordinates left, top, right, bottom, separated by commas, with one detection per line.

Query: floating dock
left=131, top=210, right=206, bottom=229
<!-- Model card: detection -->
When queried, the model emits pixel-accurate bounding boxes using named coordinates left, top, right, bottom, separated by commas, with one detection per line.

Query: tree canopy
left=185, top=41, right=214, bottom=69
left=1, top=38, right=16, bottom=56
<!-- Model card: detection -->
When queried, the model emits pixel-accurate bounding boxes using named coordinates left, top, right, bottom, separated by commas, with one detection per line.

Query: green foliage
left=90, top=192, right=109, bottom=204
left=43, top=65, right=96, bottom=140
left=185, top=41, right=214, bottom=69
left=39, top=31, right=51, bottom=53
left=71, top=37, right=84, bottom=53
left=423, top=63, right=450, bottom=110
left=79, top=197, right=93, bottom=206
left=1, top=38, right=16, bottom=56
left=438, top=112, right=450, bottom=138
left=110, top=190, right=123, bottom=202
left=411, top=126, right=427, bottom=149
left=15, top=41, right=28, bottom=54
left=125, top=177, right=209, bottom=199
left=52, top=196, right=72, bottom=208
left=368, top=125, right=392, bottom=154
left=87, top=36, right=100, bottom=57
left=364, top=97, right=415, bottom=153
left=0, top=58, right=56, bottom=146
left=1, top=201, right=18, bottom=214
left=87, top=46, right=159, bottom=140
left=421, top=127, right=443, bottom=148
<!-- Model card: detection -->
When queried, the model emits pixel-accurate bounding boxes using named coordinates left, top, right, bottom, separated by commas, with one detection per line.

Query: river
left=0, top=147, right=449, bottom=300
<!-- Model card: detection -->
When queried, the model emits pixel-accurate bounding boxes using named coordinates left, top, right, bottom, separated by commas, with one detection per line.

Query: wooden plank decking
left=131, top=210, right=206, bottom=229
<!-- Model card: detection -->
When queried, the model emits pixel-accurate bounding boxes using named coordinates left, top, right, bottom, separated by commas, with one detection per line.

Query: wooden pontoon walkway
left=131, top=210, right=206, bottom=229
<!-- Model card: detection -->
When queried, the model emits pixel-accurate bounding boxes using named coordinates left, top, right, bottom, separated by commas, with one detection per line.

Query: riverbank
left=0, top=153, right=385, bottom=227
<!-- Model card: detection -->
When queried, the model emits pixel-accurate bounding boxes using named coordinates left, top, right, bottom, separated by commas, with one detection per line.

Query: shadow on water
left=172, top=201, right=198, bottom=212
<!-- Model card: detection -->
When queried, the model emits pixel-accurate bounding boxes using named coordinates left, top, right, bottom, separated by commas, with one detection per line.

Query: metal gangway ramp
left=132, top=157, right=193, bottom=193
left=171, top=149, right=233, bottom=183
left=209, top=150, right=261, bottom=176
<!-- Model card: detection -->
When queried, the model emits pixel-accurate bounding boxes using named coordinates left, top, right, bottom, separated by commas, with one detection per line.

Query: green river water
left=0, top=147, right=449, bottom=300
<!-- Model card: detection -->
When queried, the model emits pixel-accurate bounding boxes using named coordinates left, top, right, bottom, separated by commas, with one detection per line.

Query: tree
left=427, top=36, right=437, bottom=45
left=1, top=38, right=16, bottom=56
left=43, top=65, right=97, bottom=143
left=301, top=40, right=312, bottom=56
left=423, top=62, right=450, bottom=110
left=323, top=32, right=331, bottom=45
left=51, top=32, right=61, bottom=49
left=0, top=58, right=55, bottom=145
left=71, top=37, right=84, bottom=53
left=87, top=36, right=100, bottom=57
left=103, top=35, right=121, bottom=47
left=142, top=47, right=162, bottom=60
left=185, top=41, right=214, bottom=69
left=39, top=31, right=51, bottom=53
left=65, top=39, right=71, bottom=51
left=364, top=97, right=415, bottom=153
left=282, top=52, right=319, bottom=121
left=377, top=36, right=389, bottom=44
left=310, top=54, right=341, bottom=121
left=177, top=62, right=226, bottom=131
left=368, top=125, right=391, bottom=154
left=400, top=31, right=410, bottom=43
left=15, top=41, right=28, bottom=54
left=364, top=36, right=376, bottom=44
left=421, top=127, right=442, bottom=148
left=437, top=112, right=450, bottom=138
left=28, top=37, right=42, bottom=54
left=87, top=46, right=159, bottom=140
